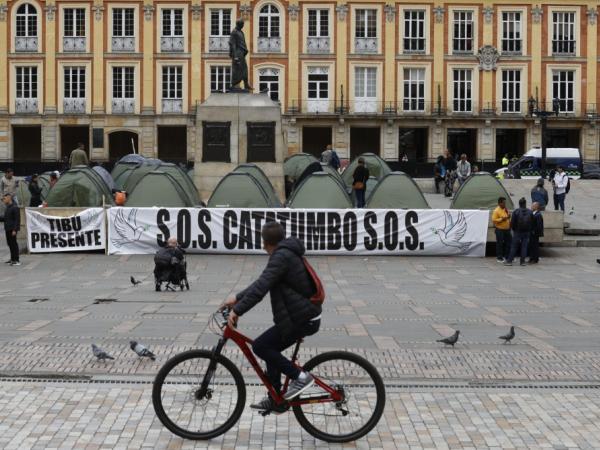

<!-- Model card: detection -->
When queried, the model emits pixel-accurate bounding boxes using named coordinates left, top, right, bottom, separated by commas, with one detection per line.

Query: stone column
left=42, top=116, right=59, bottom=161
left=530, top=6, right=543, bottom=99
left=585, top=6, right=598, bottom=159
left=0, top=2, right=8, bottom=160
left=479, top=6, right=494, bottom=160
left=92, top=2, right=105, bottom=114
left=287, top=2, right=299, bottom=123
left=190, top=4, right=202, bottom=104
left=44, top=2, right=57, bottom=115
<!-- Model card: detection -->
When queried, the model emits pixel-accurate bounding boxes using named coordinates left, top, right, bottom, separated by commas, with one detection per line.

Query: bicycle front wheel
left=292, top=351, right=385, bottom=443
left=152, top=349, right=246, bottom=440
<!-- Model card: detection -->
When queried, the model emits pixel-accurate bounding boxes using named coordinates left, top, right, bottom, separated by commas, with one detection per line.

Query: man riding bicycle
left=221, top=222, right=322, bottom=413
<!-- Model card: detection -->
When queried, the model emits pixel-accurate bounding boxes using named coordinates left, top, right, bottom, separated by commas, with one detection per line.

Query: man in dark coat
left=222, top=222, right=321, bottom=412
left=504, top=197, right=534, bottom=267
left=229, top=19, right=252, bottom=90
left=529, top=202, right=544, bottom=264
left=2, top=193, right=20, bottom=266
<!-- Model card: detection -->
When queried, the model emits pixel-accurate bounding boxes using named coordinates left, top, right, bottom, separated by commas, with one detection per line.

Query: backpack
left=302, top=257, right=325, bottom=305
left=331, top=151, right=341, bottom=170
left=565, top=177, right=571, bottom=194
left=516, top=210, right=533, bottom=233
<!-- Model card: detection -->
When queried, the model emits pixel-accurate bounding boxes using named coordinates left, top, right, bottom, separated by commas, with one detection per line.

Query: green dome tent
left=288, top=172, right=352, bottom=209
left=320, top=163, right=344, bottom=184
left=366, top=172, right=430, bottom=209
left=14, top=179, right=31, bottom=207
left=233, top=164, right=281, bottom=207
left=450, top=172, right=514, bottom=210
left=342, top=153, right=391, bottom=187
left=38, top=174, right=52, bottom=200
left=45, top=167, right=115, bottom=207
left=147, top=163, right=200, bottom=205
left=125, top=171, right=195, bottom=207
left=284, top=153, right=319, bottom=179
left=208, top=172, right=276, bottom=208
left=114, top=162, right=161, bottom=191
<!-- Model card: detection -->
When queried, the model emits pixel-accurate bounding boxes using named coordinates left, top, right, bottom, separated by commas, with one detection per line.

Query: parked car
left=582, top=163, right=600, bottom=179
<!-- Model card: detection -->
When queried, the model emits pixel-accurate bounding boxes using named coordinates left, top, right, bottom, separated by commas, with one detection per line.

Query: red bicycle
left=152, top=309, right=385, bottom=443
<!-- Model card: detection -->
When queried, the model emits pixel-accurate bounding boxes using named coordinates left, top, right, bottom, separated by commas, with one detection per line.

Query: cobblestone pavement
left=2, top=247, right=600, bottom=447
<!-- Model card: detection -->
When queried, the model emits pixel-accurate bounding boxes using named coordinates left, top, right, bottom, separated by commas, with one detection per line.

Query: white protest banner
left=108, top=208, right=489, bottom=257
left=26, top=208, right=106, bottom=253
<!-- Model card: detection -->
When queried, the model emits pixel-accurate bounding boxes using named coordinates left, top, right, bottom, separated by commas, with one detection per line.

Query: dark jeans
left=507, top=231, right=530, bottom=264
left=355, top=189, right=366, bottom=208
left=252, top=320, right=320, bottom=393
left=554, top=193, right=565, bottom=211
left=5, top=230, right=19, bottom=262
left=495, top=229, right=512, bottom=260
left=529, top=234, right=540, bottom=262
left=434, top=176, right=443, bottom=193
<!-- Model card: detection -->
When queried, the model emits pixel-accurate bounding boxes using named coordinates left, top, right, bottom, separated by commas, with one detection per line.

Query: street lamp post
left=528, top=96, right=560, bottom=179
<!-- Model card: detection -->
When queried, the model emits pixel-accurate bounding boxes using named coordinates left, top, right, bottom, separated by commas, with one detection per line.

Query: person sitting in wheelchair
left=154, top=237, right=186, bottom=292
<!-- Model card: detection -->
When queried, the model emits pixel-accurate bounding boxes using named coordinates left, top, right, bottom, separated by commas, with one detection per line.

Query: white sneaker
left=10, top=261, right=21, bottom=266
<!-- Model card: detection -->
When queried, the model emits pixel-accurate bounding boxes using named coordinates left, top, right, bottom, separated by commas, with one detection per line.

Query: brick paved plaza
left=2, top=247, right=600, bottom=448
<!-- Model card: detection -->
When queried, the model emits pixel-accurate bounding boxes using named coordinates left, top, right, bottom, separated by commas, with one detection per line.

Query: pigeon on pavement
left=499, top=326, right=515, bottom=344
left=594, top=214, right=597, bottom=220
left=436, top=330, right=460, bottom=347
left=130, top=276, right=141, bottom=286
left=92, top=344, right=115, bottom=361
left=130, top=341, right=156, bottom=360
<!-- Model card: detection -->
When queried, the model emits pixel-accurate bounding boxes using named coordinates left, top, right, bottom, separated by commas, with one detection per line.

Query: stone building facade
left=0, top=0, right=598, bottom=164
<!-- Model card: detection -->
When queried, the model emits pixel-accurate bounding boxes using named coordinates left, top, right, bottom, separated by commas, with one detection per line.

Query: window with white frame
left=403, top=68, right=425, bottom=112
left=162, top=9, right=183, bottom=36
left=355, top=9, right=377, bottom=38
left=64, top=8, right=85, bottom=37
left=308, top=9, right=328, bottom=37
left=308, top=70, right=328, bottom=99
left=16, top=4, right=37, bottom=38
left=552, top=70, right=575, bottom=113
left=16, top=66, right=37, bottom=99
left=501, top=12, right=522, bottom=54
left=552, top=12, right=576, bottom=54
left=162, top=66, right=182, bottom=99
left=259, top=68, right=279, bottom=101
left=403, top=10, right=425, bottom=53
left=501, top=69, right=521, bottom=113
left=453, top=11, right=473, bottom=53
left=210, top=66, right=231, bottom=93
left=112, top=67, right=134, bottom=99
left=210, top=9, right=231, bottom=36
left=113, top=8, right=134, bottom=37
left=354, top=67, right=377, bottom=112
left=259, top=4, right=280, bottom=38
left=64, top=67, right=85, bottom=99
left=452, top=69, right=472, bottom=112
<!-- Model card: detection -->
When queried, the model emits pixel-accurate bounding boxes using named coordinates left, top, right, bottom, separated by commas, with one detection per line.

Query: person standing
left=352, top=157, right=370, bottom=208
left=28, top=174, right=43, bottom=207
left=2, top=193, right=20, bottom=266
left=320, top=144, right=340, bottom=170
left=530, top=178, right=548, bottom=211
left=442, top=150, right=457, bottom=197
left=1, top=168, right=17, bottom=197
left=69, top=142, right=89, bottom=168
left=433, top=155, right=445, bottom=194
left=552, top=166, right=568, bottom=212
left=529, top=202, right=544, bottom=264
left=456, top=154, right=471, bottom=186
left=492, top=197, right=511, bottom=263
left=502, top=154, right=510, bottom=166
left=504, top=197, right=533, bottom=267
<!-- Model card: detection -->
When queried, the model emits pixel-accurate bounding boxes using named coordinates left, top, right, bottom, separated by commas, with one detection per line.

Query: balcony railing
left=306, top=37, right=330, bottom=53
left=112, top=98, right=135, bottom=113
left=208, top=36, right=229, bottom=52
left=257, top=37, right=281, bottom=52
left=161, top=36, right=184, bottom=52
left=15, top=37, right=38, bottom=52
left=63, top=98, right=86, bottom=114
left=112, top=36, right=135, bottom=52
left=552, top=40, right=576, bottom=55
left=15, top=98, right=38, bottom=113
left=162, top=98, right=183, bottom=113
left=63, top=37, right=86, bottom=52
left=354, top=37, right=378, bottom=53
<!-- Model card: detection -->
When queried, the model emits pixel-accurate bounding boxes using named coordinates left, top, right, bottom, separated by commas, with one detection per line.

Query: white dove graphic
left=431, top=211, right=473, bottom=252
left=111, top=208, right=145, bottom=247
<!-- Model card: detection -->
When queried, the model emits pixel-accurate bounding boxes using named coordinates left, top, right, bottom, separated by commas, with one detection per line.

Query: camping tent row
left=207, top=164, right=282, bottom=208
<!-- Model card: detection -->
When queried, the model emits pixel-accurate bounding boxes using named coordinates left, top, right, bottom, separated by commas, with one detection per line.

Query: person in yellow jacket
left=501, top=154, right=510, bottom=166
left=492, top=197, right=511, bottom=263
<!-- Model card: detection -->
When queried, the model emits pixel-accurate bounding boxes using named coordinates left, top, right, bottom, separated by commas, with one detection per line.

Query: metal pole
left=541, top=114, right=547, bottom=179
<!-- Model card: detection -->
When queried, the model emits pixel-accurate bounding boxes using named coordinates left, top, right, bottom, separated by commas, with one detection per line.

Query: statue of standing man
left=229, top=19, right=252, bottom=91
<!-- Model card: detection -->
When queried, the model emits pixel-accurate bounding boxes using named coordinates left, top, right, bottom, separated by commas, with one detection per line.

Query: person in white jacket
left=552, top=166, right=568, bottom=212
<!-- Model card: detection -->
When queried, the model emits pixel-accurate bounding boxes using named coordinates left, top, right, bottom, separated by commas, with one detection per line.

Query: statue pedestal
left=194, top=92, right=285, bottom=202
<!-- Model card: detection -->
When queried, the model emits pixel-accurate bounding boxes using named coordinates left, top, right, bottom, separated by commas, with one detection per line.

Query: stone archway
left=108, top=130, right=139, bottom=161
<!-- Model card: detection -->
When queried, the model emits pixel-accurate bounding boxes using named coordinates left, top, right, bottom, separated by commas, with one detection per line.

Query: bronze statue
left=229, top=19, right=252, bottom=91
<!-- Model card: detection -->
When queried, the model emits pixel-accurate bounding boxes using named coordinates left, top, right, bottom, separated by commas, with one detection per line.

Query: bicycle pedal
left=259, top=410, right=271, bottom=417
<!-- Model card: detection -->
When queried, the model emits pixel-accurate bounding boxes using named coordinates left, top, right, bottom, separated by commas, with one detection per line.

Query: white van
left=506, top=147, right=581, bottom=179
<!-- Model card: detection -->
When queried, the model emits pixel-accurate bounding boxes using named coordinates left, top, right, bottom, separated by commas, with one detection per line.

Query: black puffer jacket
left=234, top=237, right=321, bottom=337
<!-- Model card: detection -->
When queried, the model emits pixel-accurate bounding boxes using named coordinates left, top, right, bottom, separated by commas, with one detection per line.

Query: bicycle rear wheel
left=152, top=349, right=246, bottom=440
left=292, top=351, right=385, bottom=443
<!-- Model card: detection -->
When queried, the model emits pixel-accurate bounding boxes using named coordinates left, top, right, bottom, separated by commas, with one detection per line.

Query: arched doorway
left=108, top=131, right=139, bottom=161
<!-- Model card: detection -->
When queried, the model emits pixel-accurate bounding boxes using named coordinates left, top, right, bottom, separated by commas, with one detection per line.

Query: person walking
left=529, top=202, right=544, bottom=264
left=321, top=144, right=340, bottom=170
left=433, top=155, right=445, bottom=194
left=552, top=166, right=568, bottom=212
left=492, top=197, right=511, bottom=263
left=456, top=154, right=471, bottom=186
left=69, top=142, right=89, bottom=168
left=28, top=174, right=43, bottom=207
left=530, top=178, right=548, bottom=211
left=504, top=197, right=534, bottom=267
left=2, top=193, right=20, bottom=266
left=352, top=157, right=370, bottom=208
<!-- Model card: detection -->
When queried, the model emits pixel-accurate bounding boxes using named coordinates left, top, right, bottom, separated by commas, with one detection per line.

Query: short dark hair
left=498, top=197, right=506, bottom=204
left=519, top=197, right=526, bottom=207
left=6, top=168, right=13, bottom=173
left=262, top=222, right=285, bottom=246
